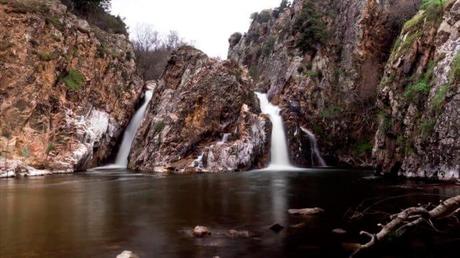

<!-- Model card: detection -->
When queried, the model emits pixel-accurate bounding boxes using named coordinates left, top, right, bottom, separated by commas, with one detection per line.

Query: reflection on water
left=0, top=169, right=459, bottom=258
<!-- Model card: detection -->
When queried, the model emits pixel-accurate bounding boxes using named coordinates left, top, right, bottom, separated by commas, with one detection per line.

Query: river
left=1, top=169, right=459, bottom=258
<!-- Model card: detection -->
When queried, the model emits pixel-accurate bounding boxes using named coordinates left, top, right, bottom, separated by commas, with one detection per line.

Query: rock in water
left=0, top=0, right=142, bottom=177
left=129, top=46, right=271, bottom=173
left=116, top=251, right=139, bottom=258
left=288, top=208, right=325, bottom=216
left=269, top=223, right=284, bottom=233
left=193, top=226, right=211, bottom=238
left=227, top=229, right=251, bottom=238
left=332, top=228, right=347, bottom=235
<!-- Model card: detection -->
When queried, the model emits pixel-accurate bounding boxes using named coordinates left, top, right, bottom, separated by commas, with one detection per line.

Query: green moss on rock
left=62, top=69, right=85, bottom=91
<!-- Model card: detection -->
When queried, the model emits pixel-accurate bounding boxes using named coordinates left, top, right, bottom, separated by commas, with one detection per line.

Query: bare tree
left=133, top=24, right=161, bottom=52
left=133, top=25, right=189, bottom=81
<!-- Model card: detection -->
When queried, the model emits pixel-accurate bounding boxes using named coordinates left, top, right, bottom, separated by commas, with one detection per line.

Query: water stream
left=113, top=90, right=153, bottom=168
left=255, top=92, right=299, bottom=170
left=301, top=127, right=327, bottom=167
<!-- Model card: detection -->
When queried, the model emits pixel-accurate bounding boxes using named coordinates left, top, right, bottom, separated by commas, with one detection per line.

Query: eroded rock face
left=228, top=0, right=420, bottom=167
left=374, top=0, right=460, bottom=180
left=0, top=0, right=143, bottom=177
left=128, top=46, right=271, bottom=173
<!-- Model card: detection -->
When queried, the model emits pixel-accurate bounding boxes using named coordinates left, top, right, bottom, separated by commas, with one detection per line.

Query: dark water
left=0, top=169, right=459, bottom=258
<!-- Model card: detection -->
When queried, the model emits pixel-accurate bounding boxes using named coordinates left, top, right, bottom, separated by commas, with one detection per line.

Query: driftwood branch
left=351, top=195, right=460, bottom=257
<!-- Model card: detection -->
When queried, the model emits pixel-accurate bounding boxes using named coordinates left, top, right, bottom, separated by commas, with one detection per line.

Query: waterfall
left=300, top=127, right=327, bottom=167
left=113, top=90, right=153, bottom=168
left=255, top=92, right=298, bottom=170
left=217, top=133, right=231, bottom=145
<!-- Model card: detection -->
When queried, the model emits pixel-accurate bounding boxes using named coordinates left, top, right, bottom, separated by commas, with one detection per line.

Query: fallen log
left=351, top=195, right=460, bottom=257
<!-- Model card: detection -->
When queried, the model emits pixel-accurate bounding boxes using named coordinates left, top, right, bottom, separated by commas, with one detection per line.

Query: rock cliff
left=374, top=0, right=460, bottom=180
left=0, top=0, right=143, bottom=177
left=129, top=46, right=271, bottom=173
left=228, top=0, right=420, bottom=168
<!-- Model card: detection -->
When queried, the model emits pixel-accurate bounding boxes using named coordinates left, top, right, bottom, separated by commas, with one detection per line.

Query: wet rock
left=288, top=208, right=325, bottom=216
left=0, top=0, right=142, bottom=175
left=332, top=228, right=347, bottom=235
left=116, top=251, right=139, bottom=258
left=269, top=223, right=284, bottom=233
left=227, top=229, right=251, bottom=238
left=193, top=226, right=211, bottom=238
left=129, top=46, right=271, bottom=173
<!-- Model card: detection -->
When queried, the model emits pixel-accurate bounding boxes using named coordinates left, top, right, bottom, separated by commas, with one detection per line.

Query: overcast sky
left=111, top=0, right=282, bottom=58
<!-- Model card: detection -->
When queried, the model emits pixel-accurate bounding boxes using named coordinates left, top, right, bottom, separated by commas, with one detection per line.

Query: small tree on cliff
left=69, top=0, right=111, bottom=11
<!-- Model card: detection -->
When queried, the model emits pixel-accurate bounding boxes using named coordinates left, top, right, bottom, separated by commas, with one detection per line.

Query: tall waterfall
left=113, top=90, right=153, bottom=167
left=255, top=92, right=298, bottom=170
left=301, top=127, right=327, bottom=167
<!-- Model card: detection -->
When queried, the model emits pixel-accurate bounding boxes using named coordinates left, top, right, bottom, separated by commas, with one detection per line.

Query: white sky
left=111, top=0, right=282, bottom=58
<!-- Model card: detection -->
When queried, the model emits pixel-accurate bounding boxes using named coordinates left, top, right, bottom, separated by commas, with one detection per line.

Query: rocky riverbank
left=228, top=0, right=459, bottom=179
left=0, top=0, right=142, bottom=177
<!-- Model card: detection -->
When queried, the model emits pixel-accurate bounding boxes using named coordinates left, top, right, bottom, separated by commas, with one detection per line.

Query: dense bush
left=293, top=1, right=327, bottom=53
left=62, top=0, right=128, bottom=35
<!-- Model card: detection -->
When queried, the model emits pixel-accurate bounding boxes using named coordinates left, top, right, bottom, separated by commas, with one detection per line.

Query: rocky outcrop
left=128, top=46, right=271, bottom=173
left=228, top=0, right=420, bottom=167
left=374, top=0, right=460, bottom=180
left=0, top=0, right=143, bottom=177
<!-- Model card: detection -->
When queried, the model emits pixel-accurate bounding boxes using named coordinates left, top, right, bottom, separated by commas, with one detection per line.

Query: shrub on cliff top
left=293, top=1, right=327, bottom=53
left=62, top=0, right=127, bottom=35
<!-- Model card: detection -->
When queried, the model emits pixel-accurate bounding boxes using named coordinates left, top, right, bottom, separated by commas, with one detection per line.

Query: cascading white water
left=301, top=127, right=327, bottom=167
left=113, top=90, right=153, bottom=167
left=255, top=92, right=298, bottom=170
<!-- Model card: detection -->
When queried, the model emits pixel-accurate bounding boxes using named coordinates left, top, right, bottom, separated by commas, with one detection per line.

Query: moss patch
left=320, top=106, right=342, bottom=119
left=46, top=16, right=65, bottom=31
left=354, top=140, right=373, bottom=155
left=37, top=51, right=60, bottom=61
left=420, top=119, right=436, bottom=138
left=432, top=84, right=449, bottom=111
left=404, top=62, right=435, bottom=102
left=62, top=69, right=85, bottom=91
left=449, top=53, right=460, bottom=83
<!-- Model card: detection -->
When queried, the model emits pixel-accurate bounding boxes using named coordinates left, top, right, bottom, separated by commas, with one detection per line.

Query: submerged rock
left=129, top=46, right=271, bottom=173
left=269, top=223, right=284, bottom=233
left=227, top=229, right=252, bottom=238
left=288, top=207, right=325, bottom=216
left=193, top=226, right=211, bottom=238
left=0, top=0, right=142, bottom=176
left=116, top=251, right=139, bottom=258
left=332, top=228, right=347, bottom=235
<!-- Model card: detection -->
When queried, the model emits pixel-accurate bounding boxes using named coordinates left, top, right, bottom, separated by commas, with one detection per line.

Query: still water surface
left=1, top=169, right=459, bottom=258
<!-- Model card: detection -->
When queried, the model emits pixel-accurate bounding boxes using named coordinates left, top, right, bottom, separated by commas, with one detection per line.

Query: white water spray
left=112, top=90, right=153, bottom=168
left=255, top=92, right=299, bottom=170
